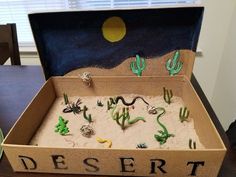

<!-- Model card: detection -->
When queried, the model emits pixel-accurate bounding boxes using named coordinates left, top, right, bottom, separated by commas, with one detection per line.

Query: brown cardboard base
left=2, top=76, right=226, bottom=176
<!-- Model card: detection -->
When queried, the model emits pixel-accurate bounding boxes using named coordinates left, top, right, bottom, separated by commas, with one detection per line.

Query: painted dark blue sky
left=29, top=7, right=204, bottom=78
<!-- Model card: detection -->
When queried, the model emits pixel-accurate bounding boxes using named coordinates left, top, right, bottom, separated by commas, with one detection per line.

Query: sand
left=30, top=95, right=204, bottom=149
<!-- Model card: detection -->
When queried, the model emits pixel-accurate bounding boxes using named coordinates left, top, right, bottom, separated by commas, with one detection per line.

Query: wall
left=211, top=4, right=236, bottom=130
left=193, top=0, right=236, bottom=101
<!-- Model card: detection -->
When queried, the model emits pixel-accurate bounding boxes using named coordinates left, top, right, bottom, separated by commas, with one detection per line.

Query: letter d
left=19, top=155, right=37, bottom=170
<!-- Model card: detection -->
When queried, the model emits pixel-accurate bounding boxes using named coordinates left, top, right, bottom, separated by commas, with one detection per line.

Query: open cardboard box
left=2, top=5, right=226, bottom=177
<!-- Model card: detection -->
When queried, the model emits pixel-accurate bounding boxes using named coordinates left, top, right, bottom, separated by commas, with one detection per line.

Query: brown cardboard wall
left=3, top=79, right=56, bottom=145
left=182, top=80, right=225, bottom=149
left=52, top=76, right=184, bottom=97
left=3, top=146, right=225, bottom=177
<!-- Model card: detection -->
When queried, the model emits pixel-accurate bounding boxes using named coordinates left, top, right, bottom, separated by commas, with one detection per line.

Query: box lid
left=29, top=6, right=204, bottom=79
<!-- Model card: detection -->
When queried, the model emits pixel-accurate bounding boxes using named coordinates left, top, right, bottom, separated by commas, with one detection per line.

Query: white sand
left=30, top=95, right=204, bottom=149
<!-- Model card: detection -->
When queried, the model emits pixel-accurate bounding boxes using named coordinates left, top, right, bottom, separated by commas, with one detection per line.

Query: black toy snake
left=110, top=96, right=149, bottom=106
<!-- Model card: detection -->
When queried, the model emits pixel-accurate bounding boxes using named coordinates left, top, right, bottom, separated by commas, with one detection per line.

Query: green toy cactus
left=55, top=116, right=69, bottom=135
left=166, top=50, right=183, bottom=76
left=179, top=107, right=190, bottom=122
left=189, top=139, right=196, bottom=149
left=163, top=87, right=173, bottom=104
left=83, top=105, right=92, bottom=123
left=107, top=97, right=116, bottom=111
left=111, top=106, right=145, bottom=130
left=130, top=54, right=146, bottom=77
left=63, top=93, right=69, bottom=105
left=115, top=107, right=129, bottom=130
left=107, top=100, right=113, bottom=111
left=154, top=107, right=174, bottom=145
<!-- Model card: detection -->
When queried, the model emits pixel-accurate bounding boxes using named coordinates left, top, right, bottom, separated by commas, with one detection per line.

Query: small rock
left=80, top=124, right=95, bottom=138
left=147, top=106, right=157, bottom=114
left=80, top=72, right=92, bottom=86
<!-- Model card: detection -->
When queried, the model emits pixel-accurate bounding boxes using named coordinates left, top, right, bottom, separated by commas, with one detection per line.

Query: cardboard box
left=2, top=5, right=226, bottom=177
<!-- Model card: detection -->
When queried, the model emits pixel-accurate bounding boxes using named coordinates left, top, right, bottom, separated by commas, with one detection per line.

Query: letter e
left=51, top=155, right=68, bottom=169
left=120, top=157, right=135, bottom=173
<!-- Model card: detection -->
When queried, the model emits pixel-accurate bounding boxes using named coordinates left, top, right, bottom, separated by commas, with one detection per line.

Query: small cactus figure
left=83, top=105, right=92, bottom=123
left=107, top=100, right=113, bottom=110
left=130, top=54, right=146, bottom=77
left=107, top=97, right=116, bottom=111
left=63, top=93, right=69, bottom=105
left=163, top=87, right=173, bottom=104
left=166, top=50, right=183, bottom=76
left=55, top=116, right=69, bottom=135
left=189, top=139, right=196, bottom=149
left=179, top=107, right=190, bottom=122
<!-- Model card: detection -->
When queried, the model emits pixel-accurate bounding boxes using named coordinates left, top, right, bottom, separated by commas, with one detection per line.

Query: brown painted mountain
left=66, top=50, right=195, bottom=78
left=29, top=7, right=204, bottom=79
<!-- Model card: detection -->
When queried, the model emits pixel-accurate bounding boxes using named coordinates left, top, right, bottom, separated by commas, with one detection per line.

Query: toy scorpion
left=63, top=98, right=82, bottom=114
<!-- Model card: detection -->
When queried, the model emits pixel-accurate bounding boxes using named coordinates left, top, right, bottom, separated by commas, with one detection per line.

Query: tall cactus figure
left=179, top=107, right=190, bottom=122
left=111, top=106, right=145, bottom=130
left=163, top=87, right=173, bottom=104
left=130, top=54, right=146, bottom=77
left=166, top=50, right=183, bottom=76
left=63, top=93, right=69, bottom=105
left=83, top=105, right=92, bottom=123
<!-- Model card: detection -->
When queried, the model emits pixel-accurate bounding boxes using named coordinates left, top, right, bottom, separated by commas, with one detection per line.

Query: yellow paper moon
left=102, top=16, right=126, bottom=42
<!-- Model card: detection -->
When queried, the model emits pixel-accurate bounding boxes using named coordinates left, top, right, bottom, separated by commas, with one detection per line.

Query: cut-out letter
left=187, top=161, right=205, bottom=176
left=120, top=157, right=135, bottom=173
left=19, top=155, right=37, bottom=170
left=83, top=158, right=99, bottom=172
left=150, top=159, right=167, bottom=174
left=51, top=155, right=68, bottom=170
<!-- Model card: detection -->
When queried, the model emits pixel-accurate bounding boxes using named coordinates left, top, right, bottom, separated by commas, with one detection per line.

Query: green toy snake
left=154, top=107, right=174, bottom=145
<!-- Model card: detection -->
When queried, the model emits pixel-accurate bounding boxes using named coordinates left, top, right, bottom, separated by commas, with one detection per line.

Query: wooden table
left=0, top=65, right=236, bottom=177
